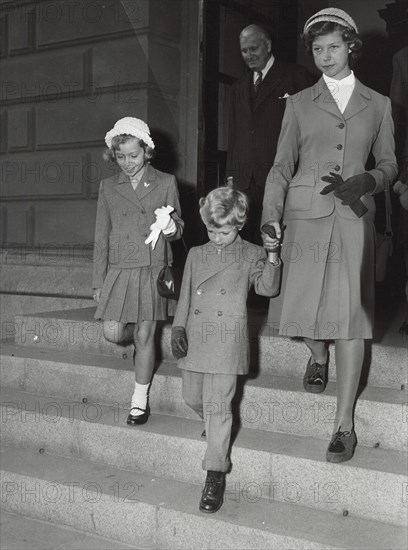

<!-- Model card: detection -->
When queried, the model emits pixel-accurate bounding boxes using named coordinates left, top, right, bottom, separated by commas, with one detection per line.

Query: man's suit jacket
left=226, top=59, right=314, bottom=190
left=262, top=77, right=398, bottom=224
left=92, top=164, right=184, bottom=289
left=173, top=236, right=280, bottom=375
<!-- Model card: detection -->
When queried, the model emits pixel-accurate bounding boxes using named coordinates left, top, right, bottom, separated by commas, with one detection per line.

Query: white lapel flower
left=279, top=92, right=290, bottom=99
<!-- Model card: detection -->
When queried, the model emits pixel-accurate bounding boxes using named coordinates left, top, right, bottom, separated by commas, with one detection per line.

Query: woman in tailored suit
left=93, top=117, right=184, bottom=425
left=261, top=8, right=397, bottom=463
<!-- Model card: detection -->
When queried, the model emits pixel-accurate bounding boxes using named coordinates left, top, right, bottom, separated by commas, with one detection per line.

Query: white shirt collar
left=323, top=70, right=355, bottom=88
left=253, top=54, right=275, bottom=82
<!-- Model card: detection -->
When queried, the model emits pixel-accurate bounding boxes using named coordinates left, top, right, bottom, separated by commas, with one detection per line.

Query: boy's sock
left=130, top=382, right=150, bottom=416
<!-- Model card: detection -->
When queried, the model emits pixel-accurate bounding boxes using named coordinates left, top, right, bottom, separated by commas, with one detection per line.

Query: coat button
left=197, top=289, right=202, bottom=295
left=140, top=209, right=145, bottom=214
left=338, top=123, right=345, bottom=129
left=334, top=165, right=341, bottom=171
left=194, top=309, right=200, bottom=315
left=220, top=289, right=226, bottom=295
left=336, top=144, right=343, bottom=150
left=217, top=311, right=223, bottom=316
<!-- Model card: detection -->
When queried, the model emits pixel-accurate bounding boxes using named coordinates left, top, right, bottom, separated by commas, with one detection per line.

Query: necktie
left=253, top=71, right=262, bottom=95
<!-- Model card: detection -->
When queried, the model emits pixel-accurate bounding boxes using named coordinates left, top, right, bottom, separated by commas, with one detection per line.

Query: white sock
left=130, top=382, right=150, bottom=416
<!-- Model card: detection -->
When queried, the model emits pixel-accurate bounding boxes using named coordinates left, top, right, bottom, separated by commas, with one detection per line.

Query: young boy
left=171, top=185, right=281, bottom=513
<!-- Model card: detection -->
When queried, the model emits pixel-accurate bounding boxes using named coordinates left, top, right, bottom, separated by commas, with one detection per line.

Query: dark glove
left=171, top=326, right=188, bottom=360
left=261, top=223, right=280, bottom=253
left=320, top=172, right=370, bottom=217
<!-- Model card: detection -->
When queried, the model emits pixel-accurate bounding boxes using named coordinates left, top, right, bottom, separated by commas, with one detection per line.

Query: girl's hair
left=103, top=134, right=155, bottom=162
left=302, top=21, right=362, bottom=64
left=199, top=186, right=248, bottom=228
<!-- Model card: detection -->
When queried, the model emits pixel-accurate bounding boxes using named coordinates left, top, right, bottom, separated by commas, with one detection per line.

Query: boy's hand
left=171, top=326, right=188, bottom=359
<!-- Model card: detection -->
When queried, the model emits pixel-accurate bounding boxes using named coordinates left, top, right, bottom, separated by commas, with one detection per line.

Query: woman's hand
left=93, top=288, right=102, bottom=303
left=261, top=222, right=281, bottom=251
left=322, top=172, right=375, bottom=205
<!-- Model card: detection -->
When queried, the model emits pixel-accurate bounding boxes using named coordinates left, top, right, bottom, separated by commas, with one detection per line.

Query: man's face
left=240, top=32, right=271, bottom=71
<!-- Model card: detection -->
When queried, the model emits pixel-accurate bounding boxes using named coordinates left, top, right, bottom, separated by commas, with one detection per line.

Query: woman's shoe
left=326, top=428, right=357, bottom=463
left=303, top=356, right=328, bottom=393
left=126, top=404, right=150, bottom=425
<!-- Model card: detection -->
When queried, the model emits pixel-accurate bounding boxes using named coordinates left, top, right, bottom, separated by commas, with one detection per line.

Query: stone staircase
left=1, top=307, right=407, bottom=549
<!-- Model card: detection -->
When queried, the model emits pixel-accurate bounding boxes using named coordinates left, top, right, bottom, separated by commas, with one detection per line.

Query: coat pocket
left=284, top=183, right=314, bottom=212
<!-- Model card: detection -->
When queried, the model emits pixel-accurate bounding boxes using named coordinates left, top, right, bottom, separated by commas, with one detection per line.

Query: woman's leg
left=303, top=337, right=327, bottom=364
left=334, top=338, right=364, bottom=432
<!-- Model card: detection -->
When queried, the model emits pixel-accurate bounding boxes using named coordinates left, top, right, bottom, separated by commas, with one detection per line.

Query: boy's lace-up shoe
left=199, top=471, right=225, bottom=513
left=326, top=429, right=357, bottom=463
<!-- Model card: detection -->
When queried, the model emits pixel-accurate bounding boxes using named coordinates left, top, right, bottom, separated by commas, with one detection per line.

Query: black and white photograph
left=0, top=0, right=407, bottom=548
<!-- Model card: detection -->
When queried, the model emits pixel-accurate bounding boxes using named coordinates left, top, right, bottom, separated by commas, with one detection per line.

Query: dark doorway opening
left=198, top=0, right=299, bottom=197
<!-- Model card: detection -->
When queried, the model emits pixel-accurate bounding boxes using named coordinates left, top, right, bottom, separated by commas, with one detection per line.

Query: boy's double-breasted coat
left=173, top=237, right=281, bottom=375
left=92, top=164, right=183, bottom=290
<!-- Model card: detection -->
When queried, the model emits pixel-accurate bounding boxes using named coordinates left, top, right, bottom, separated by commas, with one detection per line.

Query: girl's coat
left=92, top=164, right=183, bottom=289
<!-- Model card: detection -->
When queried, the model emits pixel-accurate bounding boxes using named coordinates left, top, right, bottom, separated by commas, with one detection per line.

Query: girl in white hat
left=93, top=117, right=184, bottom=425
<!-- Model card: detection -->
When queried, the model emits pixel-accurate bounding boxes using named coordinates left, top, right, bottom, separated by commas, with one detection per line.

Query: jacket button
left=194, top=309, right=200, bottom=315
left=336, top=144, right=343, bottom=150
left=220, top=289, right=226, bottom=295
left=334, top=165, right=341, bottom=171
left=141, top=209, right=145, bottom=214
left=197, top=289, right=202, bottom=295
left=338, top=123, right=345, bottom=129
left=217, top=311, right=223, bottom=316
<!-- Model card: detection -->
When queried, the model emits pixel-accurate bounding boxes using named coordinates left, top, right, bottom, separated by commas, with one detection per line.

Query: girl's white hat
left=105, top=117, right=155, bottom=149
left=303, top=8, right=358, bottom=34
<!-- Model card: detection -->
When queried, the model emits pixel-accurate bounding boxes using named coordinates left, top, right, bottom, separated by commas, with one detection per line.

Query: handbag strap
left=163, top=235, right=188, bottom=266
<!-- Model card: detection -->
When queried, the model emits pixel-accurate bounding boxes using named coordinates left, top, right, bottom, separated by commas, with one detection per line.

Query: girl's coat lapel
left=113, top=165, right=159, bottom=209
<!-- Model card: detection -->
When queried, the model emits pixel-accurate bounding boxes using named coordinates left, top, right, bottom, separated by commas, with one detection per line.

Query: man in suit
left=226, top=24, right=314, bottom=244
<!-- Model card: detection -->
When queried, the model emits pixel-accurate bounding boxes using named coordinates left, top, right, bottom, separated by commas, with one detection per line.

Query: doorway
left=198, top=0, right=299, bottom=196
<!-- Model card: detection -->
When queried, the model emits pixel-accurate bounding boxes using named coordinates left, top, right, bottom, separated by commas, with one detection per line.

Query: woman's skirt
left=268, top=213, right=376, bottom=340
left=95, top=265, right=176, bottom=323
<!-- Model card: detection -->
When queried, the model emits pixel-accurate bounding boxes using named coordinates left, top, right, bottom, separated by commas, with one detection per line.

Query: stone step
left=1, top=387, right=407, bottom=526
left=1, top=343, right=407, bottom=451
left=0, top=509, right=139, bottom=550
left=10, top=307, right=408, bottom=389
left=1, top=447, right=407, bottom=550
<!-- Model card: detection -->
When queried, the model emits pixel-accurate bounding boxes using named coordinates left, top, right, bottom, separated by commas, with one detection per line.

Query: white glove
left=155, top=205, right=176, bottom=235
left=144, top=205, right=176, bottom=249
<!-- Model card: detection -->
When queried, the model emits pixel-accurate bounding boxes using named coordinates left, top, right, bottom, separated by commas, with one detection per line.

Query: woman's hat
left=105, top=117, right=155, bottom=149
left=303, top=8, right=358, bottom=34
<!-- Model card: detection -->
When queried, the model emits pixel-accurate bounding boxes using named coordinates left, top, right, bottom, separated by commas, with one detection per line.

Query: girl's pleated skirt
left=95, top=265, right=176, bottom=323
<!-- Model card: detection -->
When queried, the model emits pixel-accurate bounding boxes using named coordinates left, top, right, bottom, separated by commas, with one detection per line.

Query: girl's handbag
left=376, top=181, right=393, bottom=283
left=157, top=237, right=187, bottom=299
